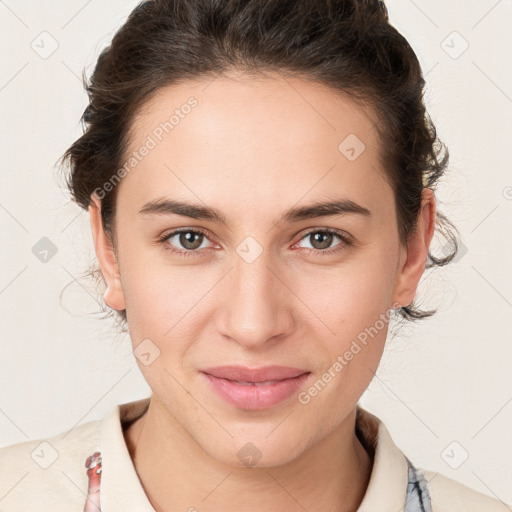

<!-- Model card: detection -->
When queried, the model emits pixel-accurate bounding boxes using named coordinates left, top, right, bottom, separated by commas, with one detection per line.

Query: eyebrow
left=138, top=197, right=371, bottom=225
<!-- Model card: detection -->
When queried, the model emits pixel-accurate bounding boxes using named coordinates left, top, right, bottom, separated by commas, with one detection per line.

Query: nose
left=217, top=250, right=295, bottom=350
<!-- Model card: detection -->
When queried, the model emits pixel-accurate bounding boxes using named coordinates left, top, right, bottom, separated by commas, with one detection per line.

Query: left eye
left=296, top=229, right=346, bottom=252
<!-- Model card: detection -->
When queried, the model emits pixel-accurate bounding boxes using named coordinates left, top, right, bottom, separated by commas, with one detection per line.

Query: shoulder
left=420, top=468, right=510, bottom=512
left=0, top=417, right=101, bottom=511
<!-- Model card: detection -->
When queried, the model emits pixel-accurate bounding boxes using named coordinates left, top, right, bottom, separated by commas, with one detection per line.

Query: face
left=90, top=71, right=435, bottom=467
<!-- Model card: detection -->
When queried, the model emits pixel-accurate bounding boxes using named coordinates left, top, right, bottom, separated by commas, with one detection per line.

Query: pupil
left=181, top=232, right=202, bottom=249
left=313, top=232, right=331, bottom=249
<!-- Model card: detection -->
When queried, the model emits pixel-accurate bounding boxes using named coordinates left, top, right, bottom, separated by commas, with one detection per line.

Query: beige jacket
left=0, top=397, right=508, bottom=511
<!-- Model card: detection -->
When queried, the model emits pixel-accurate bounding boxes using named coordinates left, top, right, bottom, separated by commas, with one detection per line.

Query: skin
left=89, top=71, right=436, bottom=512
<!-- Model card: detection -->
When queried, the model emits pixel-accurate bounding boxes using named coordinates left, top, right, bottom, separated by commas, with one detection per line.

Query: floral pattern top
left=83, top=452, right=102, bottom=512
left=82, top=451, right=432, bottom=512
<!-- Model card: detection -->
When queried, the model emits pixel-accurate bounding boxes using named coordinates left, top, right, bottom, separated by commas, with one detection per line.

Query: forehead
left=117, top=72, right=390, bottom=219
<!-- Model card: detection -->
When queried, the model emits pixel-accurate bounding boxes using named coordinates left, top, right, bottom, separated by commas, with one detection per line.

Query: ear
left=392, top=188, right=437, bottom=308
left=89, top=194, right=126, bottom=311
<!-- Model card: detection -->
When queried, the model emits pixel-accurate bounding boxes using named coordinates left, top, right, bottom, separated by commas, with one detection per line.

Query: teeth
left=233, top=380, right=279, bottom=386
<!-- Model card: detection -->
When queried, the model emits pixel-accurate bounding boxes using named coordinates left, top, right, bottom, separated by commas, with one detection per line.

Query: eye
left=158, top=228, right=214, bottom=257
left=294, top=228, right=353, bottom=255
left=158, top=227, right=353, bottom=258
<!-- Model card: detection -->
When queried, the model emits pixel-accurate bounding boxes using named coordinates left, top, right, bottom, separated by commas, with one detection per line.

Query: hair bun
left=365, top=0, right=389, bottom=20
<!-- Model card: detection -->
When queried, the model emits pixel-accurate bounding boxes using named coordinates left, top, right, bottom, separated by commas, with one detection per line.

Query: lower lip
left=201, top=372, right=312, bottom=410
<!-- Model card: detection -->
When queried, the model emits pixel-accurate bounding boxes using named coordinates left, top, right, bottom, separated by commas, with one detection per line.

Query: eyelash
left=157, top=227, right=353, bottom=258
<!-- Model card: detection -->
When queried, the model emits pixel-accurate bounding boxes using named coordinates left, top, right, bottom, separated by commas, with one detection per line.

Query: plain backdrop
left=1, top=0, right=511, bottom=504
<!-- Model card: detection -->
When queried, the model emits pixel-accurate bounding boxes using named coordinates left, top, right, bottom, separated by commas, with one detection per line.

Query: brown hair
left=58, top=0, right=459, bottom=332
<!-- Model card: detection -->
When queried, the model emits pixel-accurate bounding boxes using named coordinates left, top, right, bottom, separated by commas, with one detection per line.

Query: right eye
left=158, top=228, right=215, bottom=257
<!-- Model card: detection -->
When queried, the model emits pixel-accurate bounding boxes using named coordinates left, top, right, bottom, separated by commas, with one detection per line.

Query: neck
left=124, top=398, right=373, bottom=512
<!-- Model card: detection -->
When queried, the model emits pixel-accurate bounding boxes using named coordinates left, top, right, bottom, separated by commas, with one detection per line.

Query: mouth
left=200, top=367, right=312, bottom=410
left=223, top=379, right=294, bottom=386
left=200, top=365, right=310, bottom=383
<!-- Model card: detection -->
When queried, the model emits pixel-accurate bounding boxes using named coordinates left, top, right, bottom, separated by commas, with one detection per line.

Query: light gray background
left=1, top=0, right=511, bottom=504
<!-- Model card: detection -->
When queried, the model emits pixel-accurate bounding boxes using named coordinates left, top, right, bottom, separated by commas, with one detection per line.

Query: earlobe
left=392, top=188, right=437, bottom=308
left=89, top=195, right=126, bottom=311
left=103, top=273, right=126, bottom=311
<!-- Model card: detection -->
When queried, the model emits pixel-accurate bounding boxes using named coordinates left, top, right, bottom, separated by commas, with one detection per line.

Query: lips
left=200, top=365, right=309, bottom=383
left=201, top=367, right=312, bottom=410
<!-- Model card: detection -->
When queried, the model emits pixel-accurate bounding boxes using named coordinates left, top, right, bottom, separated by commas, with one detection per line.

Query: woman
left=0, top=0, right=508, bottom=510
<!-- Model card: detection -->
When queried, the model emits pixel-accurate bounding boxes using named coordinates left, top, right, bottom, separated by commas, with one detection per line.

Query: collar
left=355, top=405, right=409, bottom=511
left=100, top=397, right=154, bottom=512
left=99, top=397, right=409, bottom=511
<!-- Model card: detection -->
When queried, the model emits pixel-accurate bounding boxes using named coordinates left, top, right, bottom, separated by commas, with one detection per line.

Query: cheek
left=307, top=273, right=391, bottom=371
left=120, top=251, right=217, bottom=372
left=295, top=270, right=393, bottom=419
left=122, top=265, right=198, bottom=388
left=290, top=245, right=398, bottom=381
left=293, top=245, right=398, bottom=329
left=120, top=243, right=200, bottom=318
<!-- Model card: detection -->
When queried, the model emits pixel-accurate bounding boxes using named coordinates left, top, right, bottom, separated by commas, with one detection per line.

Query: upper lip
left=201, top=365, right=310, bottom=383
